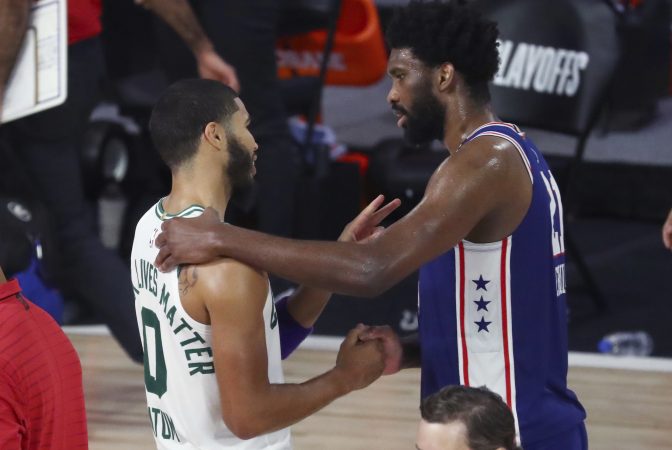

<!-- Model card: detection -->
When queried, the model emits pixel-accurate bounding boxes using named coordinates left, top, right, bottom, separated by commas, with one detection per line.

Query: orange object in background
left=276, top=0, right=388, bottom=86
left=338, top=151, right=370, bottom=178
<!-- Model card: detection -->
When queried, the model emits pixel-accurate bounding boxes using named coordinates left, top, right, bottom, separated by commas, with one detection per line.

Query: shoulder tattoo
left=178, top=266, right=198, bottom=296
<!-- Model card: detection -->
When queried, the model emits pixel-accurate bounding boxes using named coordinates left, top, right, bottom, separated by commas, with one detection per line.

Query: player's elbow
left=228, top=425, right=259, bottom=441
left=348, top=257, right=392, bottom=297
left=222, top=414, right=263, bottom=440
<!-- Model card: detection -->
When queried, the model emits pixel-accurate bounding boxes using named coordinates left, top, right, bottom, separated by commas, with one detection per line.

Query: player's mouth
left=392, top=108, right=407, bottom=128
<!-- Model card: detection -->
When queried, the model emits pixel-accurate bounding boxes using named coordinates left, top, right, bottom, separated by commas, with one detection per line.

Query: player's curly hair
left=386, top=0, right=500, bottom=104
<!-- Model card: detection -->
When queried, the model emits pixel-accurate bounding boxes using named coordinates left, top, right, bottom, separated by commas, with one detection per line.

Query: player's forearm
left=139, top=0, right=213, bottom=56
left=0, top=0, right=31, bottom=106
left=224, top=368, right=350, bottom=439
left=286, top=286, right=331, bottom=328
left=213, top=225, right=395, bottom=297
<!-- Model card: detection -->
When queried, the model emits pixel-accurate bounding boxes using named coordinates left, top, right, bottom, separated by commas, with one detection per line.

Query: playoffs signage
left=494, top=40, right=590, bottom=98
left=476, top=0, right=619, bottom=133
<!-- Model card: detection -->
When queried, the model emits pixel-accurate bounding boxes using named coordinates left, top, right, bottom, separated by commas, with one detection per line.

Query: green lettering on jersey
left=164, top=412, right=181, bottom=442
left=159, top=284, right=170, bottom=312
left=148, top=407, right=181, bottom=442
left=160, top=411, right=172, bottom=439
left=149, top=407, right=161, bottom=436
left=166, top=306, right=177, bottom=327
left=188, top=361, right=215, bottom=376
left=142, top=308, right=168, bottom=398
left=184, top=347, right=213, bottom=361
left=139, top=259, right=158, bottom=296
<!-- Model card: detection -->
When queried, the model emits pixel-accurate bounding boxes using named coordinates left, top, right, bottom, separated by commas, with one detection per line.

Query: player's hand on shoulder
left=155, top=207, right=223, bottom=271
left=358, top=325, right=403, bottom=376
left=334, top=324, right=385, bottom=392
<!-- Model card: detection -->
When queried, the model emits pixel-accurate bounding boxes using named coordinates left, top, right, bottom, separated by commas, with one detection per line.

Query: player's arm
left=278, top=195, right=402, bottom=358
left=157, top=138, right=525, bottom=297
left=0, top=0, right=31, bottom=113
left=134, top=0, right=239, bottom=91
left=195, top=260, right=384, bottom=439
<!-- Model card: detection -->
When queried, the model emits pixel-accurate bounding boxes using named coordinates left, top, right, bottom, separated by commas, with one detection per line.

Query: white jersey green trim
left=154, top=198, right=206, bottom=221
left=132, top=200, right=292, bottom=449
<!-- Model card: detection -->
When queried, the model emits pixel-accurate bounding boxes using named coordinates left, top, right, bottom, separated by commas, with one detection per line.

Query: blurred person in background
left=141, top=0, right=302, bottom=273
left=0, top=0, right=238, bottom=362
left=0, top=250, right=87, bottom=448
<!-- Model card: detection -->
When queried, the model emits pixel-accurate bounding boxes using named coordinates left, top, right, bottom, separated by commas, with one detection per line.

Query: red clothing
left=68, top=0, right=102, bottom=45
left=0, top=279, right=88, bottom=449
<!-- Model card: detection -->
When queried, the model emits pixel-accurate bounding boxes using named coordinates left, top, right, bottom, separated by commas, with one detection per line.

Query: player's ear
left=437, top=63, right=455, bottom=92
left=203, top=122, right=226, bottom=151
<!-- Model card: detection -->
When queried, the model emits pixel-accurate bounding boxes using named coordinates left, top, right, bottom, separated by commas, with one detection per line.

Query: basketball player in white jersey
left=131, top=79, right=390, bottom=449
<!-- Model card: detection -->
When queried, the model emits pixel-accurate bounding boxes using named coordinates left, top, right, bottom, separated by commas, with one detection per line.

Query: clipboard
left=1, top=0, right=67, bottom=124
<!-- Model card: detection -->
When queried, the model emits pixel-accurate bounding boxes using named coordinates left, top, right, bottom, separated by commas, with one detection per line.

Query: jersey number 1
left=141, top=307, right=168, bottom=398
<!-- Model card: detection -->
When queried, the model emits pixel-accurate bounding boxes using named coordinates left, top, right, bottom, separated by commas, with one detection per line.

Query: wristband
left=275, top=296, right=313, bottom=359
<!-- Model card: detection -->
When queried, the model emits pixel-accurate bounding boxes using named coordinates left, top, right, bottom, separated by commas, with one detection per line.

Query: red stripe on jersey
left=500, top=238, right=513, bottom=407
left=458, top=242, right=470, bottom=386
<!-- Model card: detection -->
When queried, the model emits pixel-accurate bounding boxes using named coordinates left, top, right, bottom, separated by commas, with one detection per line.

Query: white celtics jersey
left=131, top=200, right=291, bottom=449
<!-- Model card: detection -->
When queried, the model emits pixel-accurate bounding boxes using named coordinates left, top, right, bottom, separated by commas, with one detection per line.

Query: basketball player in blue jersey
left=153, top=1, right=587, bottom=448
left=132, top=79, right=392, bottom=449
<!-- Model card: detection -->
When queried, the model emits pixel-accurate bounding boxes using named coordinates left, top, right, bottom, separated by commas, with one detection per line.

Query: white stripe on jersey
left=455, top=238, right=520, bottom=439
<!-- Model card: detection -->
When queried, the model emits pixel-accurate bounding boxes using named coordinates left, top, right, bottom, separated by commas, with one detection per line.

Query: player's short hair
left=149, top=79, right=239, bottom=168
left=421, top=385, right=520, bottom=450
left=386, top=0, right=500, bottom=104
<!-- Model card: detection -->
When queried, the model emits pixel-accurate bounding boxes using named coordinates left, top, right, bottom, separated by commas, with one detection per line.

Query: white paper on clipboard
left=1, top=0, right=67, bottom=124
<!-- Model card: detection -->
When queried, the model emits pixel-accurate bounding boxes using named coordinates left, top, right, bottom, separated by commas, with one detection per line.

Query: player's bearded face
left=400, top=77, right=445, bottom=145
left=226, top=135, right=255, bottom=190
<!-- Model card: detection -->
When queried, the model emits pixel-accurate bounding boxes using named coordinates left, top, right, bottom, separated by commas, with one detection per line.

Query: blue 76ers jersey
left=418, top=122, right=586, bottom=446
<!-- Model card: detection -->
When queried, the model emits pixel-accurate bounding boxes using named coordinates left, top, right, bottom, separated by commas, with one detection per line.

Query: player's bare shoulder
left=180, top=259, right=269, bottom=320
left=447, top=134, right=532, bottom=196
left=455, top=134, right=522, bottom=173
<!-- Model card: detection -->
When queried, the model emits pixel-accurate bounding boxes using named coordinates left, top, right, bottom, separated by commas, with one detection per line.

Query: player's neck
left=0, top=268, right=7, bottom=283
left=166, top=168, right=230, bottom=221
left=443, top=96, right=497, bottom=154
